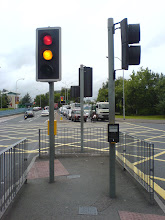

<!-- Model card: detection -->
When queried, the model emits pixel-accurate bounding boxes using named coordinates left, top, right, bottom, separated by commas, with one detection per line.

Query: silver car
left=41, top=109, right=49, bottom=117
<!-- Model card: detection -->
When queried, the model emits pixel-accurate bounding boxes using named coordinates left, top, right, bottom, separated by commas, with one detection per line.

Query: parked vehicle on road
left=71, top=109, right=87, bottom=122
left=33, top=107, right=41, bottom=111
left=70, top=103, right=81, bottom=110
left=60, top=105, right=70, bottom=117
left=41, top=109, right=49, bottom=117
left=90, top=102, right=109, bottom=121
left=66, top=109, right=72, bottom=120
left=84, top=105, right=91, bottom=118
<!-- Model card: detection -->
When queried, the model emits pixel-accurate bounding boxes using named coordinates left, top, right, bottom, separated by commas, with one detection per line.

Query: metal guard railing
left=117, top=132, right=154, bottom=201
left=0, top=138, right=28, bottom=218
left=39, top=127, right=154, bottom=201
left=39, top=127, right=108, bottom=156
left=0, top=108, right=29, bottom=118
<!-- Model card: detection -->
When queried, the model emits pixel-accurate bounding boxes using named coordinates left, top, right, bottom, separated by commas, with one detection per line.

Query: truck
left=90, top=102, right=109, bottom=121
left=70, top=102, right=81, bottom=110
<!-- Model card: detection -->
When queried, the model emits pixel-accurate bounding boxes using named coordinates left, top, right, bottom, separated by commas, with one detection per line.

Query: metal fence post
left=80, top=64, right=84, bottom=153
left=39, top=129, right=41, bottom=158
left=123, top=132, right=126, bottom=170
left=150, top=143, right=154, bottom=203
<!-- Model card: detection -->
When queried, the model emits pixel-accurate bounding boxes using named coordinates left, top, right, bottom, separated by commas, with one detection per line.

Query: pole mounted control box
left=108, top=124, right=119, bottom=143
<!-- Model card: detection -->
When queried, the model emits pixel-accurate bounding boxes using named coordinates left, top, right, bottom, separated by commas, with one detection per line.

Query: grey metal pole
left=65, top=88, right=66, bottom=104
left=108, top=18, right=116, bottom=198
left=80, top=64, right=84, bottom=152
left=1, top=92, right=2, bottom=108
left=67, top=88, right=68, bottom=103
left=40, top=94, right=41, bottom=108
left=49, top=82, right=55, bottom=183
left=15, top=78, right=24, bottom=109
left=123, top=69, right=125, bottom=120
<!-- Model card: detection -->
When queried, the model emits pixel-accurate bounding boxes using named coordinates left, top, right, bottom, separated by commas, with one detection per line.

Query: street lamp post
left=36, top=89, right=41, bottom=107
left=115, top=57, right=125, bottom=120
left=0, top=91, right=2, bottom=109
left=16, top=78, right=24, bottom=109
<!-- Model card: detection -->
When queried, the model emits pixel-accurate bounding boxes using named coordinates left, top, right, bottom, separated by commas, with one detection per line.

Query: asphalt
left=2, top=156, right=165, bottom=220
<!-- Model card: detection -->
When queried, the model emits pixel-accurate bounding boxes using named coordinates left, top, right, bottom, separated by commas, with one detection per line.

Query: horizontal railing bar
left=0, top=138, right=27, bottom=155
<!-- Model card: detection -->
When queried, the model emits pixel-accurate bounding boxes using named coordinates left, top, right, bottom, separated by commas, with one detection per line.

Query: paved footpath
left=2, top=156, right=165, bottom=220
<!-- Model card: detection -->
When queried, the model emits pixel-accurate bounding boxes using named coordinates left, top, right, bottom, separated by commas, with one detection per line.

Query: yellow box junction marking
left=116, top=150, right=165, bottom=200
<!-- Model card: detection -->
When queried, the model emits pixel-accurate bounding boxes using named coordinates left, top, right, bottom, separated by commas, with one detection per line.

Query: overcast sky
left=0, top=0, right=165, bottom=100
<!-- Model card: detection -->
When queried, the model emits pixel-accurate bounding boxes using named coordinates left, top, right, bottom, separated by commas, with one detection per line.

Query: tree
left=54, top=92, right=60, bottom=104
left=0, top=94, right=9, bottom=108
left=34, top=95, right=41, bottom=107
left=115, top=77, right=124, bottom=114
left=155, top=73, right=165, bottom=114
left=125, top=67, right=159, bottom=115
left=97, top=82, right=108, bottom=102
left=21, top=93, right=32, bottom=105
left=96, top=67, right=165, bottom=116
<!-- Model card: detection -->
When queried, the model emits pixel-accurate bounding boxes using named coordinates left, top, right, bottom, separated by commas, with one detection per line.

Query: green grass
left=115, top=115, right=165, bottom=120
left=0, top=108, right=14, bottom=111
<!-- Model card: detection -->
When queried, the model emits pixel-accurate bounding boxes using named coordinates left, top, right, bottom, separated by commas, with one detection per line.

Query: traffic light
left=36, top=27, right=61, bottom=82
left=79, top=67, right=93, bottom=97
left=70, top=86, right=80, bottom=98
left=120, top=18, right=141, bottom=70
left=60, top=96, right=65, bottom=104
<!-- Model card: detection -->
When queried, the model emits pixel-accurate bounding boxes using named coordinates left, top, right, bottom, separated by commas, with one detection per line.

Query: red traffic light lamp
left=43, top=35, right=52, bottom=45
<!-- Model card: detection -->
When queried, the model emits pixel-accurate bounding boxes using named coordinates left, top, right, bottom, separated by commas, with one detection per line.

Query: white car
left=84, top=105, right=91, bottom=118
left=33, top=106, right=40, bottom=111
left=67, top=109, right=72, bottom=120
left=41, top=110, right=49, bottom=116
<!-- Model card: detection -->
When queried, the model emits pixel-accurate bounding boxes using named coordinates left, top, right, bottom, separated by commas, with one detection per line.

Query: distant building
left=2, top=91, right=20, bottom=109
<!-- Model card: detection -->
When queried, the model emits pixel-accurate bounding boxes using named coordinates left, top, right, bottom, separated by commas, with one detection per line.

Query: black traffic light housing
left=36, top=27, right=61, bottom=82
left=79, top=67, right=93, bottom=97
left=121, top=18, right=141, bottom=70
left=60, top=96, right=65, bottom=104
left=70, top=86, right=80, bottom=98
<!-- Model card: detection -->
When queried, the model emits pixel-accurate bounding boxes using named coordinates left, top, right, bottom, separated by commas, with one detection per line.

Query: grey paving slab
left=2, top=157, right=165, bottom=220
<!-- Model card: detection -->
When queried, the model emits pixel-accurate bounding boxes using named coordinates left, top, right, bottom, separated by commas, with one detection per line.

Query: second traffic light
left=120, top=18, right=141, bottom=70
left=36, top=27, right=61, bottom=82
left=60, top=96, right=65, bottom=104
left=70, top=86, right=80, bottom=98
left=79, top=67, right=93, bottom=97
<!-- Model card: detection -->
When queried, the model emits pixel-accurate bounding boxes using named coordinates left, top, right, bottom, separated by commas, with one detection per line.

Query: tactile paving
left=119, top=211, right=165, bottom=220
left=27, top=159, right=69, bottom=179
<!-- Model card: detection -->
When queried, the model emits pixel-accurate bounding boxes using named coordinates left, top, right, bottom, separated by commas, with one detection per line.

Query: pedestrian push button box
left=108, top=124, right=119, bottom=143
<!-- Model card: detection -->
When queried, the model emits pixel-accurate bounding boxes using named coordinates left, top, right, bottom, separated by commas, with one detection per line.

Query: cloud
left=5, top=46, right=35, bottom=70
left=0, top=0, right=165, bottom=101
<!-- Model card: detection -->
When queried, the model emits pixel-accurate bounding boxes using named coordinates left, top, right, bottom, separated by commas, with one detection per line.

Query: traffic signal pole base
left=109, top=143, right=116, bottom=198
